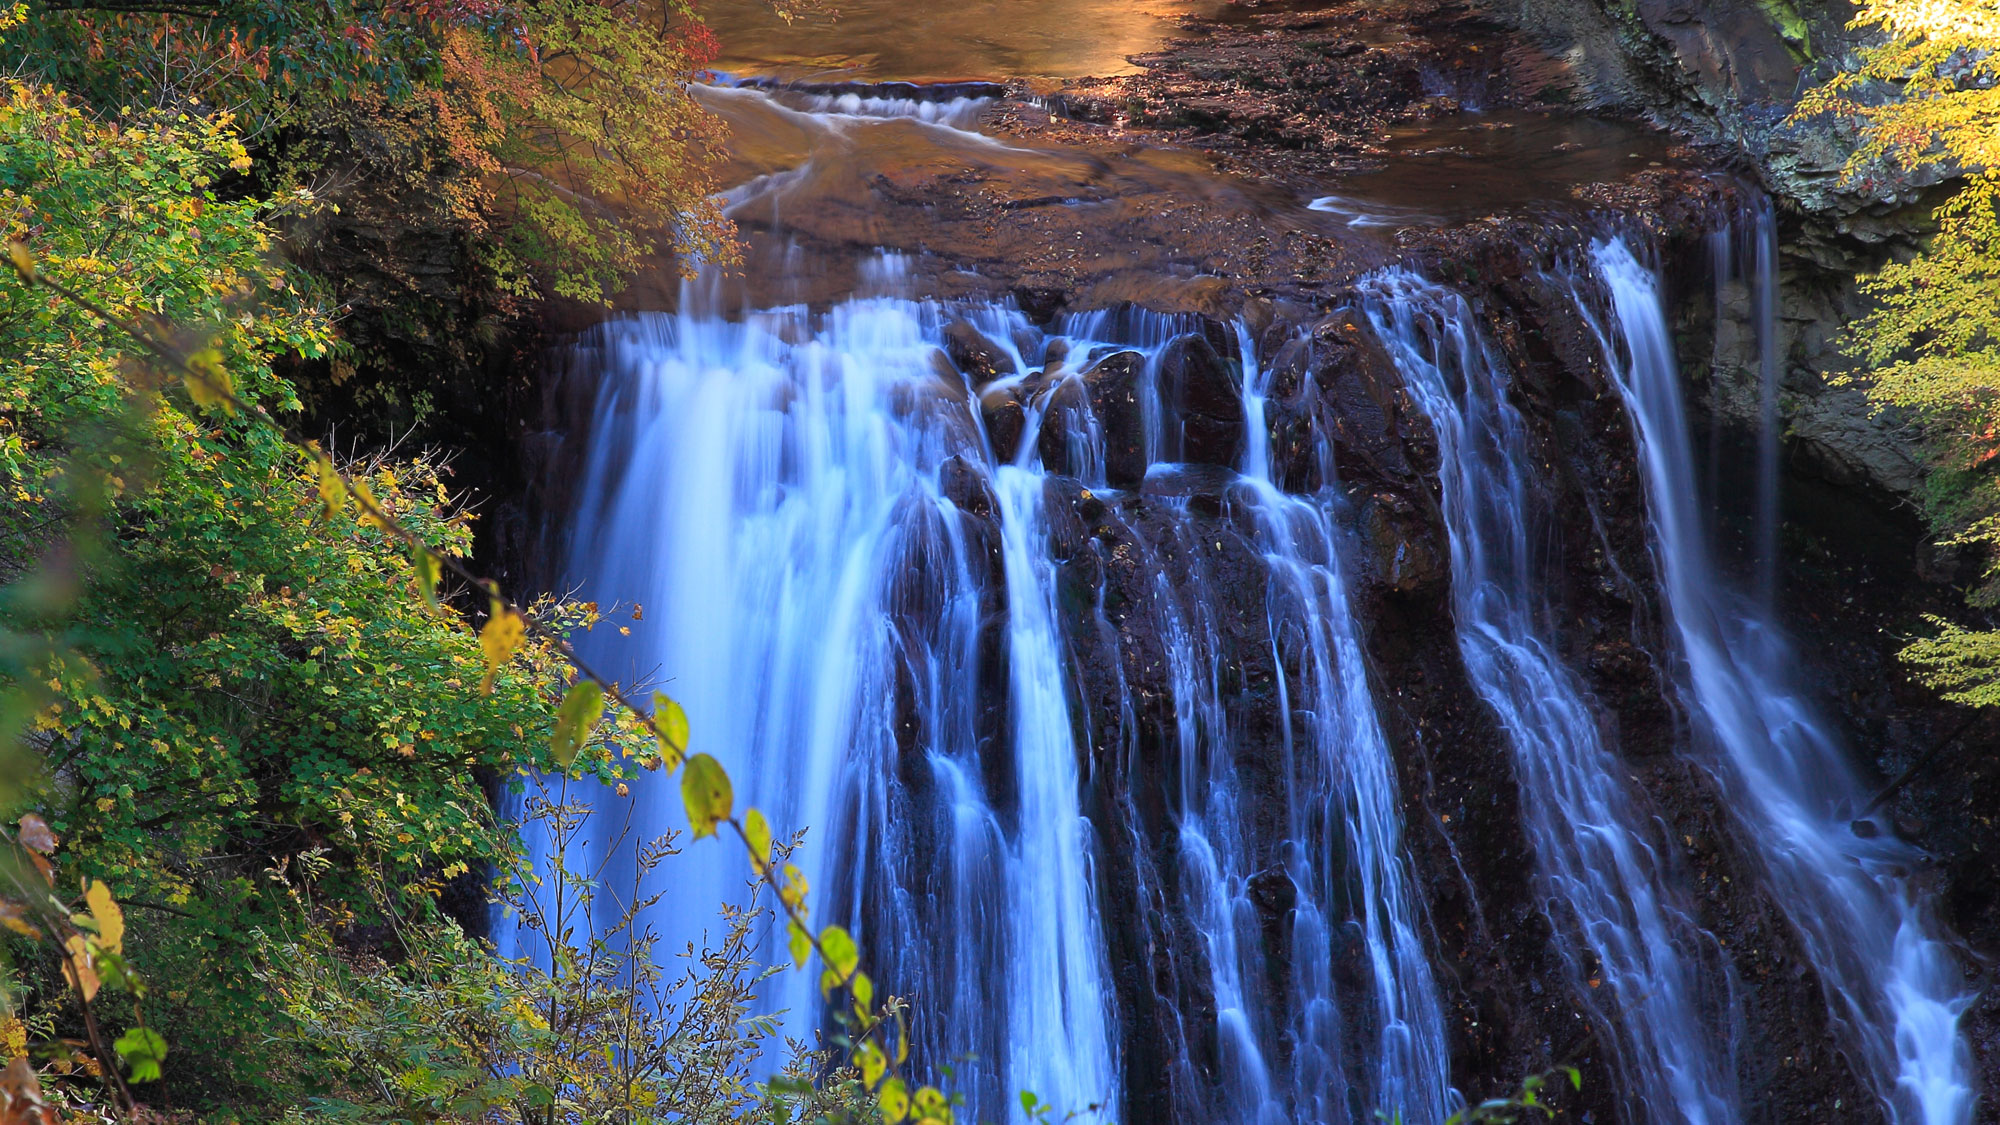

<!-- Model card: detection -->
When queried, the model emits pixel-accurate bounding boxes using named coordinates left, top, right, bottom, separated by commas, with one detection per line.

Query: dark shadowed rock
left=1158, top=332, right=1244, bottom=469
left=944, top=321, right=1018, bottom=386
left=980, top=385, right=1027, bottom=465
left=1085, top=350, right=1149, bottom=489
left=1036, top=378, right=1093, bottom=479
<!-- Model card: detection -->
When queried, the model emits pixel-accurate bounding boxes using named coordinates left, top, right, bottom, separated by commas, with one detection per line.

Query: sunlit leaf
left=744, top=807, right=772, bottom=874
left=84, top=880, right=123, bottom=954
left=182, top=347, right=235, bottom=415
left=652, top=692, right=689, bottom=770
left=113, top=1026, right=167, bottom=1083
left=879, top=1077, right=910, bottom=1124
left=412, top=544, right=441, bottom=608
left=479, top=607, right=526, bottom=694
left=550, top=680, right=604, bottom=768
left=316, top=455, right=346, bottom=519
left=851, top=969, right=874, bottom=1015
left=679, top=753, right=731, bottom=838
left=856, top=1038, right=886, bottom=1088
left=62, top=934, right=99, bottom=1001
left=787, top=919, right=811, bottom=969
left=352, top=479, right=391, bottom=532
left=819, top=923, right=858, bottom=983
left=5, top=239, right=33, bottom=283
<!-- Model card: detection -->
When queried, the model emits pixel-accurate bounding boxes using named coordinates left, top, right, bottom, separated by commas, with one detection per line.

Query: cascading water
left=554, top=276, right=1113, bottom=1124
left=1237, top=331, right=1453, bottom=1125
left=1580, top=237, right=1976, bottom=1125
left=1360, top=273, right=1739, bottom=1125
left=545, top=239, right=1461, bottom=1122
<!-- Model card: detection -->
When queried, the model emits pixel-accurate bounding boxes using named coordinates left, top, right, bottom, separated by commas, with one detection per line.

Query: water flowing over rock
left=1579, top=239, right=1975, bottom=1125
left=508, top=25, right=1995, bottom=1123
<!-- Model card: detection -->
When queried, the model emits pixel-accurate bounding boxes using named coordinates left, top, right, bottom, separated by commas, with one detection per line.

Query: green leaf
left=850, top=969, right=874, bottom=1014
left=411, top=543, right=441, bottom=608
left=114, top=1026, right=168, bottom=1084
left=1565, top=1066, right=1582, bottom=1091
left=551, top=680, right=604, bottom=767
left=879, top=1077, right=910, bottom=1124
left=913, top=1085, right=948, bottom=1120
left=786, top=920, right=811, bottom=969
left=679, top=753, right=731, bottom=838
left=856, top=1039, right=886, bottom=1088
left=745, top=806, right=772, bottom=874
left=652, top=692, right=689, bottom=769
left=819, top=923, right=858, bottom=983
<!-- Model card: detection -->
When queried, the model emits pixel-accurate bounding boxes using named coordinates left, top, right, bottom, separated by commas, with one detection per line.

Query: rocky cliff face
left=1482, top=0, right=1967, bottom=512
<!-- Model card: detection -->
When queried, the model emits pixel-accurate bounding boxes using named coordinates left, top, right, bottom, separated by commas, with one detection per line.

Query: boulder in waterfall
left=1083, top=349, right=1149, bottom=489
left=980, top=384, right=1027, bottom=464
left=944, top=321, right=1018, bottom=385
left=1036, top=377, right=1093, bottom=479
left=1159, top=333, right=1244, bottom=469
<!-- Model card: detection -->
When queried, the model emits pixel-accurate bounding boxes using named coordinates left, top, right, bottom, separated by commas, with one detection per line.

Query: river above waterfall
left=702, top=0, right=1223, bottom=82
left=524, top=1, right=1985, bottom=1122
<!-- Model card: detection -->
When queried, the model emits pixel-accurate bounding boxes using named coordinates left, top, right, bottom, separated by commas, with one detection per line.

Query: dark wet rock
left=945, top=321, right=1019, bottom=385
left=1157, top=333, right=1244, bottom=469
left=1036, top=378, right=1093, bottom=479
left=980, top=385, right=1027, bottom=464
left=1084, top=350, right=1149, bottom=489
left=1357, top=490, right=1446, bottom=595
left=940, top=454, right=997, bottom=519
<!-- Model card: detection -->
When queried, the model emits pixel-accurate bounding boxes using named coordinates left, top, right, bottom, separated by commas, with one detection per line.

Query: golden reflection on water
left=699, top=0, right=1222, bottom=82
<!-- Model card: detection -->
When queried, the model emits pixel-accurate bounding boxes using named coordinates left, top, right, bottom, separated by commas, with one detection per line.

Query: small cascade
left=1360, top=272, right=1740, bottom=1125
left=1238, top=332, right=1454, bottom=1125
left=1581, top=238, right=1976, bottom=1125
left=991, top=458, right=1121, bottom=1118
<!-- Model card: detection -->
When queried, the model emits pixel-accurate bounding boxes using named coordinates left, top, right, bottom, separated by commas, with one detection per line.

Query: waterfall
left=1360, top=272, right=1740, bottom=1125
left=1581, top=238, right=1976, bottom=1125
left=1239, top=330, right=1455, bottom=1125
left=992, top=460, right=1121, bottom=1117
left=554, top=281, right=1108, bottom=1124
left=546, top=259, right=1459, bottom=1124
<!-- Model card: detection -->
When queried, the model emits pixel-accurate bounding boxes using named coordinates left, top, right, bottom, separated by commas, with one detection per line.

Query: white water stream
left=1582, top=238, right=1975, bottom=1125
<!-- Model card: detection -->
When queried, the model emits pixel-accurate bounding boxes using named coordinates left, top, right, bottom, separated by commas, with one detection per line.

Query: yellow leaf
left=744, top=807, right=772, bottom=875
left=550, top=680, right=604, bottom=768
left=651, top=693, right=689, bottom=771
left=879, top=1078, right=910, bottom=1124
left=6, top=239, right=33, bottom=284
left=62, top=934, right=99, bottom=1002
left=84, top=880, right=123, bottom=955
left=352, top=479, right=390, bottom=532
left=182, top=348, right=235, bottom=415
left=411, top=545, right=441, bottom=608
left=479, top=608, right=526, bottom=694
left=819, top=924, right=858, bottom=977
left=856, top=1039, right=886, bottom=1089
left=679, top=753, right=731, bottom=839
left=316, top=456, right=346, bottom=519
